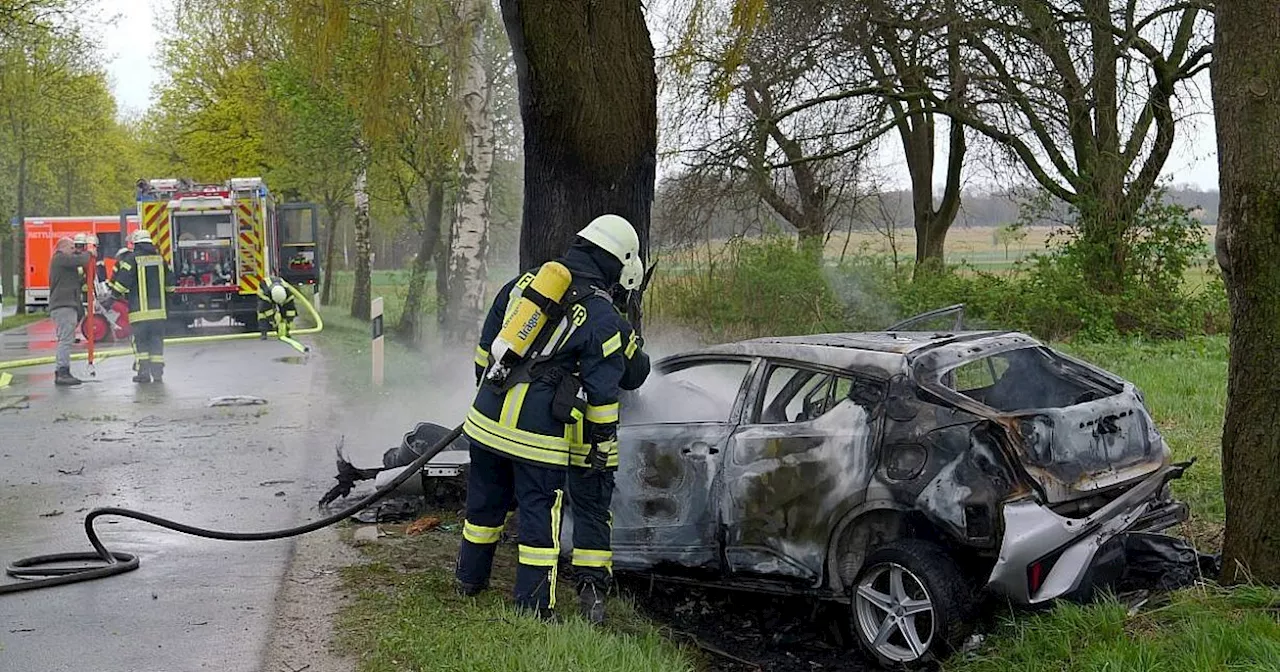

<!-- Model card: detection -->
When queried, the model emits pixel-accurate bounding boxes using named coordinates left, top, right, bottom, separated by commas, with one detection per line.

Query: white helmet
left=73, top=233, right=87, bottom=245
left=131, top=229, right=152, bottom=244
left=270, top=282, right=289, bottom=305
left=577, top=214, right=644, bottom=290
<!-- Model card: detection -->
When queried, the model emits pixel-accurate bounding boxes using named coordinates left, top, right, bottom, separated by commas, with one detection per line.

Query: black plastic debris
left=1121, top=532, right=1220, bottom=591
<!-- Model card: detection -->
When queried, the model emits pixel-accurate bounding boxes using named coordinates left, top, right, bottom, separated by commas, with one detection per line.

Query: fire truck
left=130, top=177, right=319, bottom=328
left=23, top=215, right=139, bottom=311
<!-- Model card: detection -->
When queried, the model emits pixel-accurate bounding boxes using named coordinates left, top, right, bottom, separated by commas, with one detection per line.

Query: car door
left=720, top=361, right=886, bottom=584
left=611, top=357, right=758, bottom=572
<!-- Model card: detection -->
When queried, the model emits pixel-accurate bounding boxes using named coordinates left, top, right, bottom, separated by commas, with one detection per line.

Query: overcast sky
left=92, top=0, right=1221, bottom=191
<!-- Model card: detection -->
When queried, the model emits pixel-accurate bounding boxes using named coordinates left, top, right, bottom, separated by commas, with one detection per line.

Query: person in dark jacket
left=108, top=229, right=173, bottom=383
left=457, top=214, right=646, bottom=620
left=49, top=237, right=92, bottom=386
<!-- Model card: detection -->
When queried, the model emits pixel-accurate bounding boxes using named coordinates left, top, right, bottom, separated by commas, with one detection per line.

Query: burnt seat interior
left=948, top=348, right=1112, bottom=412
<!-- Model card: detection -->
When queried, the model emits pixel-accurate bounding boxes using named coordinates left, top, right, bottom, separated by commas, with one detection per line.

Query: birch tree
left=443, top=0, right=496, bottom=343
left=350, top=161, right=373, bottom=320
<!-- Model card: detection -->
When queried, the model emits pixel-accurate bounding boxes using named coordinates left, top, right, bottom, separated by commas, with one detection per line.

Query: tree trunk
left=397, top=182, right=445, bottom=344
left=444, top=0, right=496, bottom=345
left=500, top=0, right=658, bottom=326
left=1212, top=0, right=1280, bottom=584
left=319, top=199, right=342, bottom=306
left=350, top=166, right=372, bottom=320
left=16, top=147, right=26, bottom=315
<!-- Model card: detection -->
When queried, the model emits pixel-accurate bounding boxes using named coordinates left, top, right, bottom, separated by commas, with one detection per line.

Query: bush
left=648, top=198, right=1229, bottom=345
left=649, top=237, right=848, bottom=340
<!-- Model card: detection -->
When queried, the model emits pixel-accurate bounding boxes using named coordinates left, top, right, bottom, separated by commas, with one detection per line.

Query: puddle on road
left=273, top=356, right=308, bottom=365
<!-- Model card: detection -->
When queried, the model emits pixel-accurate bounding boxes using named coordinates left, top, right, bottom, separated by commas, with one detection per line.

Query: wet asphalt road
left=0, top=318, right=339, bottom=672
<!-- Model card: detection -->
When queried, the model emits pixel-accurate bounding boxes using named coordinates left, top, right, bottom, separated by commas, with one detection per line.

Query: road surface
left=0, top=318, right=341, bottom=672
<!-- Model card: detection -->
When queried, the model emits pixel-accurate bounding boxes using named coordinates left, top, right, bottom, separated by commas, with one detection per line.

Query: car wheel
left=851, top=540, right=973, bottom=669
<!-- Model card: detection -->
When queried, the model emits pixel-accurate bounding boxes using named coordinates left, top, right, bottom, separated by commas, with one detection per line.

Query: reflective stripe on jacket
left=465, top=249, right=638, bottom=469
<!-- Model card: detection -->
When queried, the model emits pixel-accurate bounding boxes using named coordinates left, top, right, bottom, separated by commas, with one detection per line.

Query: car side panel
left=720, top=397, right=880, bottom=583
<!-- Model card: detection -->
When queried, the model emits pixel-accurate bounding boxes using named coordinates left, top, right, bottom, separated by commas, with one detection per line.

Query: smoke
left=333, top=338, right=478, bottom=467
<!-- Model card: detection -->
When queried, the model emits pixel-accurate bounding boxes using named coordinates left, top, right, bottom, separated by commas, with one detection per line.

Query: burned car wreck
left=328, top=308, right=1193, bottom=667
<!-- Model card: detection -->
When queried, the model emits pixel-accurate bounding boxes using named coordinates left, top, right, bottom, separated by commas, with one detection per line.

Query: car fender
left=825, top=501, right=913, bottom=594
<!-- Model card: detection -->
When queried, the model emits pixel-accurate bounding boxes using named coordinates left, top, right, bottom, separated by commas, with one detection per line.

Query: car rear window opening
left=941, top=347, right=1119, bottom=412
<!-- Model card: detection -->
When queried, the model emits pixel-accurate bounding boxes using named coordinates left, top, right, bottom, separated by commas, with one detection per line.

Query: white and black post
left=371, top=296, right=384, bottom=387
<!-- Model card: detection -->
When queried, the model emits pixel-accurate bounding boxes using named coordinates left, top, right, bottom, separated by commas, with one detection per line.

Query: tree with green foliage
left=1212, top=0, right=1280, bottom=585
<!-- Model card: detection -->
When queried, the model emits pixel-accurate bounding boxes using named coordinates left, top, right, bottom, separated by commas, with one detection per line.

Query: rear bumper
left=986, top=463, right=1189, bottom=604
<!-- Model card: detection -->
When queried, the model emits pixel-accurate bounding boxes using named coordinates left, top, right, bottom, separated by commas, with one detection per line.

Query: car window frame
left=744, top=359, right=887, bottom=426
left=643, top=355, right=762, bottom=426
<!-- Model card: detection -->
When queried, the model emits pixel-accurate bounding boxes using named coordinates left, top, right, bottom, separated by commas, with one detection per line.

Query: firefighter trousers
left=131, top=320, right=166, bottom=375
left=456, top=441, right=566, bottom=611
left=566, top=466, right=615, bottom=588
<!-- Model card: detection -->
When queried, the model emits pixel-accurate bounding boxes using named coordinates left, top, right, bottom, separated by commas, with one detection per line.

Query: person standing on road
left=256, top=276, right=297, bottom=340
left=49, top=237, right=92, bottom=386
left=456, top=214, right=646, bottom=621
left=108, top=229, right=173, bottom=384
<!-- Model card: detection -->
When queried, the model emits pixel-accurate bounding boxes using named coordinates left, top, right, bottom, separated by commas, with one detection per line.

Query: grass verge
left=335, top=518, right=697, bottom=672
left=947, top=585, right=1280, bottom=672
left=0, top=311, right=46, bottom=334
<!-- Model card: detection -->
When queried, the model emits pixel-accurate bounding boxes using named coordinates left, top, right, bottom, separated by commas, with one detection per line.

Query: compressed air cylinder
left=486, top=261, right=573, bottom=383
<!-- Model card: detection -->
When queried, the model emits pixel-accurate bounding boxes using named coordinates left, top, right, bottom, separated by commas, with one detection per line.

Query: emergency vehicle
left=23, top=215, right=139, bottom=311
left=129, top=178, right=318, bottom=328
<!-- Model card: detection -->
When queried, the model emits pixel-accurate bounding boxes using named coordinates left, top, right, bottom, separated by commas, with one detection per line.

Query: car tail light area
left=1026, top=547, right=1066, bottom=597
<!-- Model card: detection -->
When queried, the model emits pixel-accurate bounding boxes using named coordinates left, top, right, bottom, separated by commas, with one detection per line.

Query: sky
left=90, top=0, right=1221, bottom=191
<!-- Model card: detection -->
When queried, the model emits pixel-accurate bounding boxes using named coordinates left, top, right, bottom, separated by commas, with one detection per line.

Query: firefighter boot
left=577, top=581, right=607, bottom=625
left=132, top=363, right=151, bottom=384
left=54, top=367, right=83, bottom=386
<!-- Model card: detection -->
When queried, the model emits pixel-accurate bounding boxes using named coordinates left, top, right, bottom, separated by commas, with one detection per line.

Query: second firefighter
left=108, top=229, right=173, bottom=383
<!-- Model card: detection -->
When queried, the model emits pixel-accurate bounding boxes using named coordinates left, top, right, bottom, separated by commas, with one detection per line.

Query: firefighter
left=109, top=229, right=173, bottom=383
left=256, top=276, right=297, bottom=340
left=457, top=214, right=645, bottom=621
left=569, top=285, right=651, bottom=624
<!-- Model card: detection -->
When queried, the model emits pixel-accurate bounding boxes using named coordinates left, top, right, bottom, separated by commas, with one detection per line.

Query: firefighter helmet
left=577, top=214, right=643, bottom=290
left=130, top=229, right=152, bottom=244
left=73, top=233, right=87, bottom=246
left=270, top=282, right=288, bottom=305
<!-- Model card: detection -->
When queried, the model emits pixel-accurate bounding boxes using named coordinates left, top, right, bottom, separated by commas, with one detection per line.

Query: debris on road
left=208, top=395, right=268, bottom=407
left=0, top=395, right=29, bottom=412
left=57, top=466, right=85, bottom=475
left=405, top=515, right=442, bottom=535
left=39, top=510, right=64, bottom=517
left=260, top=479, right=295, bottom=486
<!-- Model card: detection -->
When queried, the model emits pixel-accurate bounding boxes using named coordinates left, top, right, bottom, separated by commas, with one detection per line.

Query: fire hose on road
left=0, top=424, right=463, bottom=595
left=0, top=280, right=322, bottom=372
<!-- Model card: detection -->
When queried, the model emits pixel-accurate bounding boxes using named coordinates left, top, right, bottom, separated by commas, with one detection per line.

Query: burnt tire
left=850, top=540, right=973, bottom=669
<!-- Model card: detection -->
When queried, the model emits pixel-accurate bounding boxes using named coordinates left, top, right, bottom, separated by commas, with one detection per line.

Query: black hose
left=1, top=424, right=464, bottom=596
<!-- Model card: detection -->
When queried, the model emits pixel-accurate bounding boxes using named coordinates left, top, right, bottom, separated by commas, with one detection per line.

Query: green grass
left=1061, top=337, right=1227, bottom=544
left=312, top=305, right=437, bottom=391
left=336, top=520, right=697, bottom=672
left=0, top=311, right=46, bottom=333
left=946, top=585, right=1280, bottom=672
left=324, top=269, right=429, bottom=323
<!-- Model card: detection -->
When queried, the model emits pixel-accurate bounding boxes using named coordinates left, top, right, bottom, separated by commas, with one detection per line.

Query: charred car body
left=337, top=310, right=1191, bottom=667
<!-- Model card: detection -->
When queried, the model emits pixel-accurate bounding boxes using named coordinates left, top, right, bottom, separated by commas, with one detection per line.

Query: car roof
left=658, top=330, right=1027, bottom=375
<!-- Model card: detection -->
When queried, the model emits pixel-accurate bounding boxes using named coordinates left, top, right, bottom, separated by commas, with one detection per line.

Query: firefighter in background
left=256, top=276, right=297, bottom=340
left=109, top=229, right=173, bottom=383
left=457, top=214, right=645, bottom=621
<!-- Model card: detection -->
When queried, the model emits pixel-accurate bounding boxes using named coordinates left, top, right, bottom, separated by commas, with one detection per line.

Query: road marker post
left=371, top=297, right=384, bottom=387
